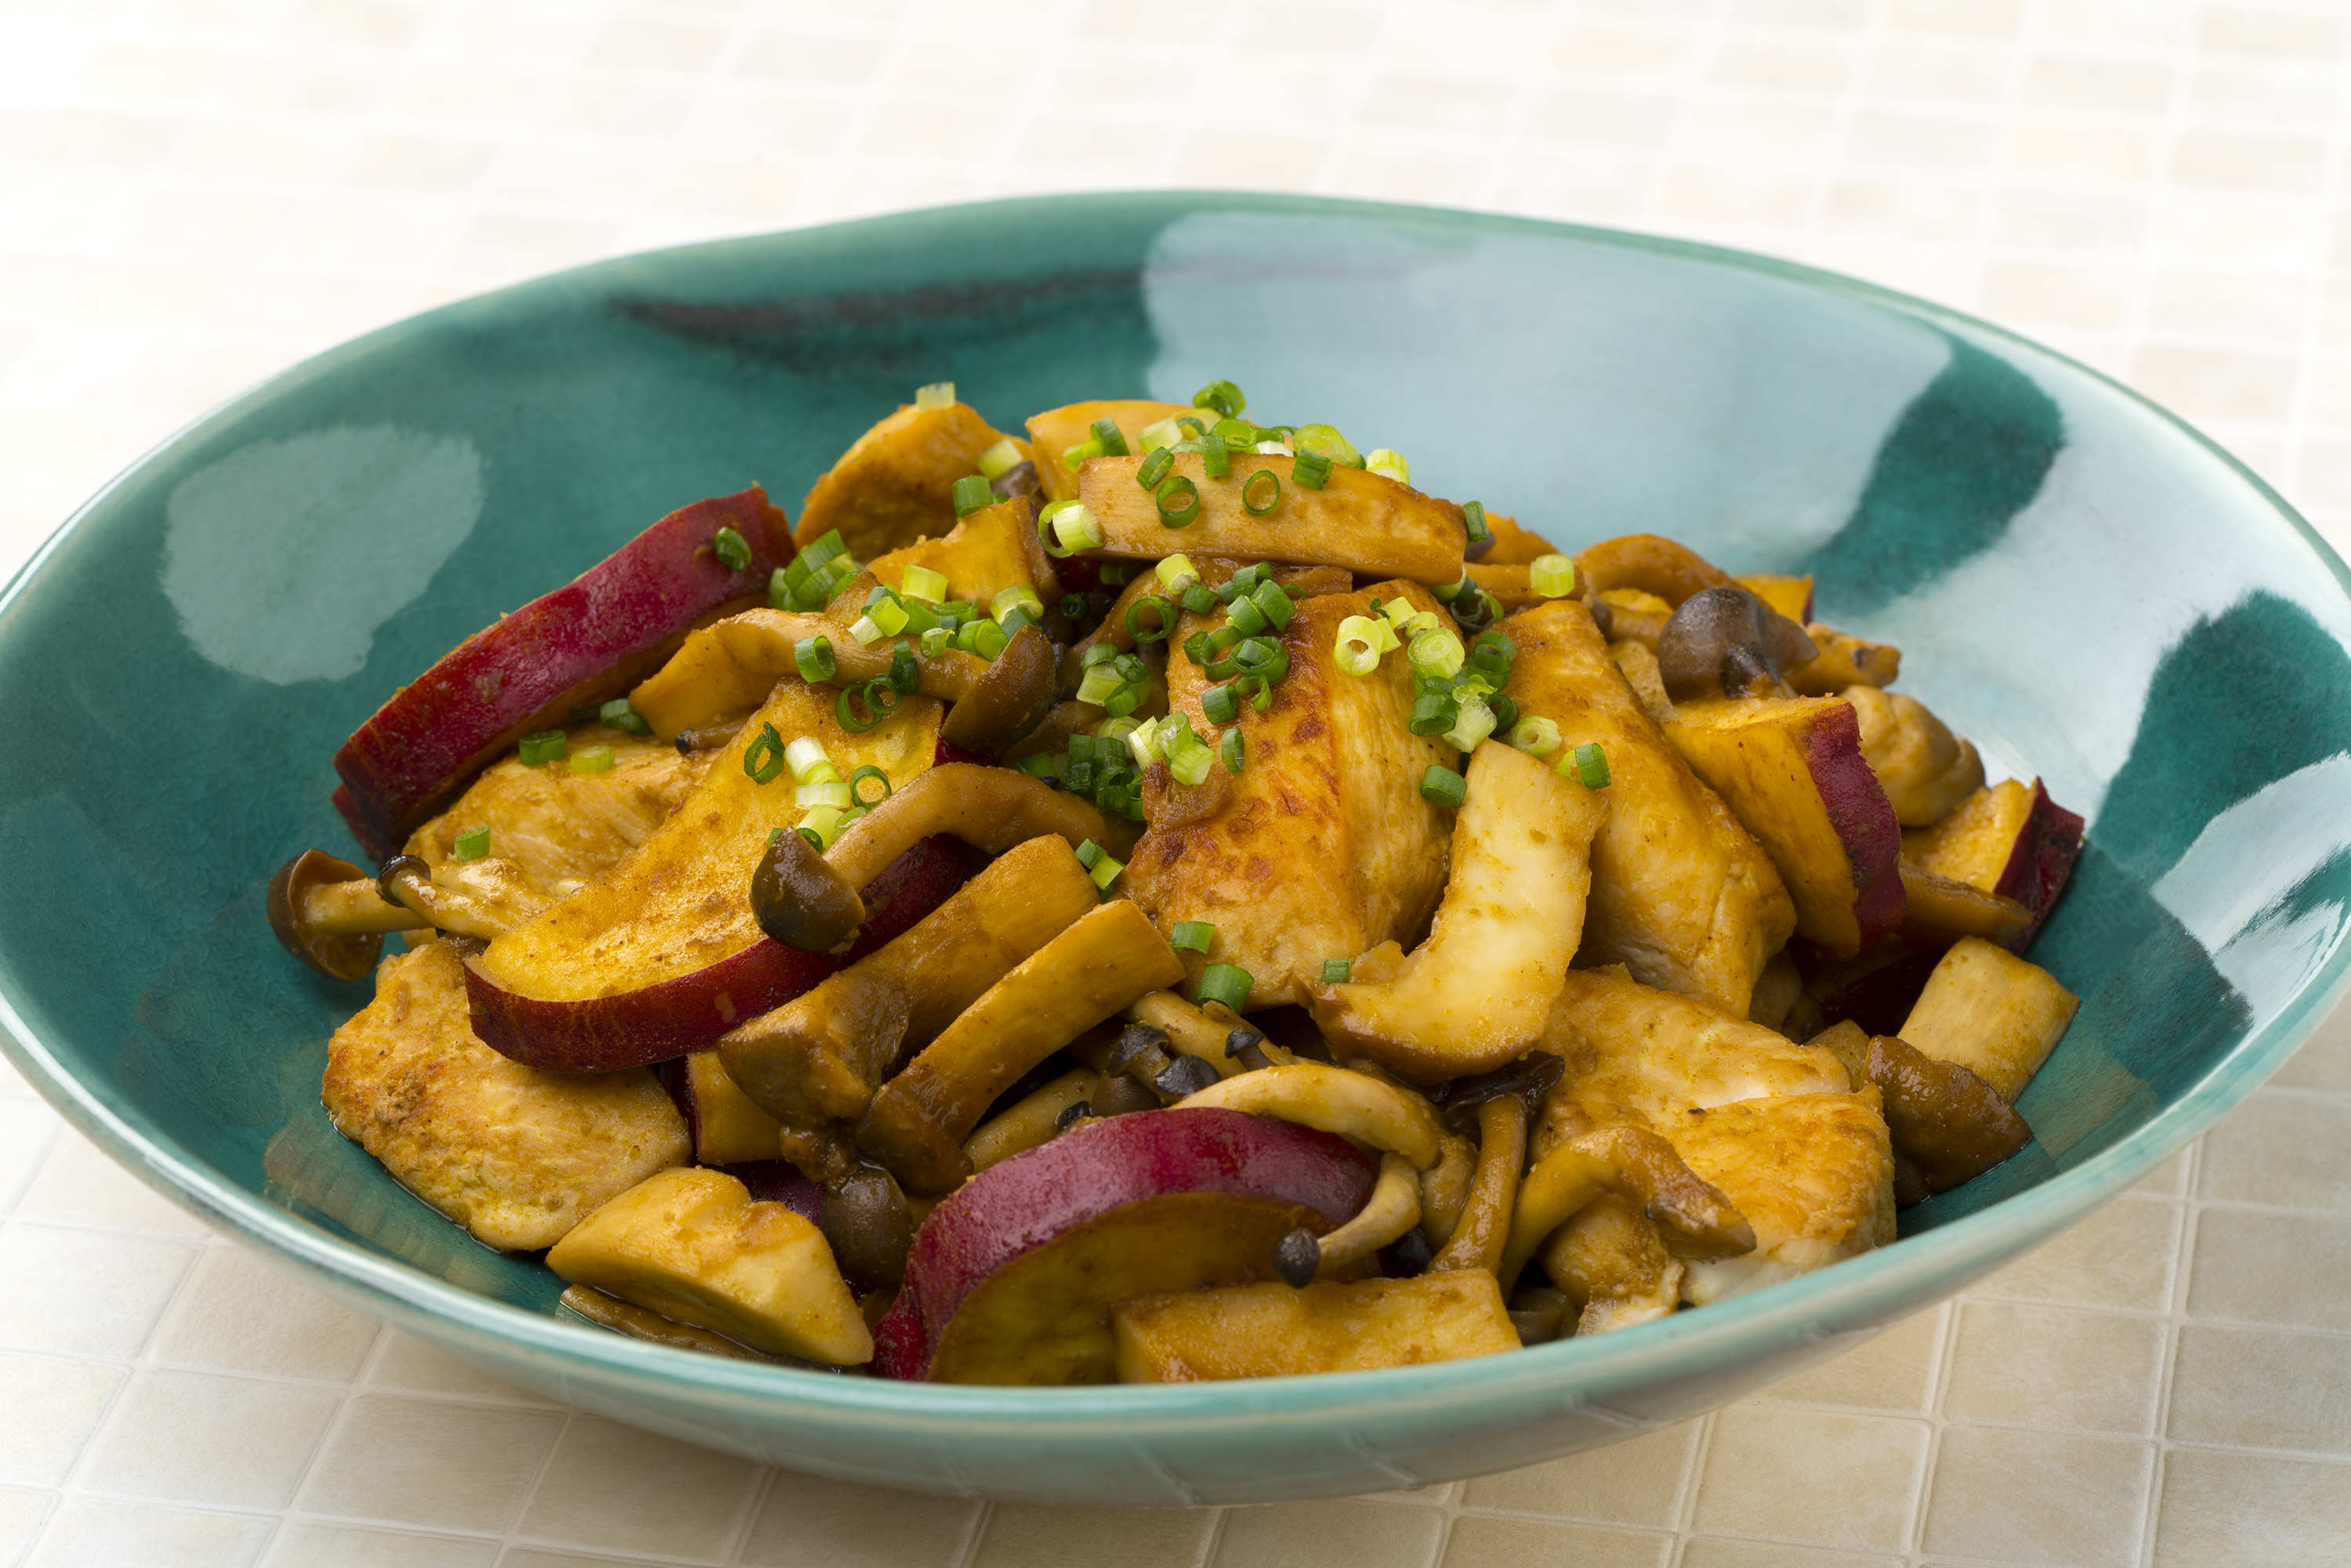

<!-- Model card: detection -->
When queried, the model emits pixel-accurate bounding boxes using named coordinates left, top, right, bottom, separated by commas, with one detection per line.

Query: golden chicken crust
left=322, top=941, right=689, bottom=1250
left=1668, top=1090, right=1897, bottom=1305
left=1126, top=581, right=1454, bottom=1007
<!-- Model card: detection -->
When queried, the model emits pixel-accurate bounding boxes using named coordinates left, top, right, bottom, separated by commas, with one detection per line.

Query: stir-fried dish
left=268, top=381, right=2084, bottom=1382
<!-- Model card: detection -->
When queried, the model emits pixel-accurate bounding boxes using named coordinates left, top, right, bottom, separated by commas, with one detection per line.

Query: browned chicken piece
left=322, top=942, right=689, bottom=1250
left=1125, top=581, right=1454, bottom=1008
left=1667, top=1089, right=1897, bottom=1304
left=403, top=727, right=715, bottom=925
left=797, top=400, right=1018, bottom=557
left=1025, top=399, right=1194, bottom=505
left=1540, top=1193, right=1684, bottom=1335
left=1505, top=600, right=1795, bottom=1018
left=863, top=495, right=1056, bottom=613
left=1535, top=966, right=1849, bottom=1153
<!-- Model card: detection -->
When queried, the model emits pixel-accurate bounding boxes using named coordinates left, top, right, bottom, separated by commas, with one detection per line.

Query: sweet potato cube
left=1903, top=777, right=2085, bottom=947
left=1898, top=936, right=2078, bottom=1102
left=1506, top=600, right=1795, bottom=1016
left=679, top=1049, right=783, bottom=1166
left=1025, top=398, right=1194, bottom=505
left=1111, top=1273, right=1519, bottom=1382
left=1664, top=695, right=1905, bottom=958
left=1126, top=581, right=1454, bottom=1008
left=546, top=1167, right=871, bottom=1363
left=1666, top=1090, right=1897, bottom=1305
left=1309, top=740, right=1607, bottom=1082
left=797, top=400, right=1015, bottom=557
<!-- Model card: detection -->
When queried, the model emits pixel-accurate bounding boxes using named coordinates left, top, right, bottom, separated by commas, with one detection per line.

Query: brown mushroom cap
left=1657, top=586, right=1817, bottom=702
left=938, top=624, right=1057, bottom=755
left=266, top=849, right=384, bottom=982
left=749, top=827, right=868, bottom=954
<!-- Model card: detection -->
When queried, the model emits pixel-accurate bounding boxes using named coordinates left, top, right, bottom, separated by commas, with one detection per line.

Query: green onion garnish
left=991, top=585, right=1043, bottom=627
left=785, top=737, right=835, bottom=784
left=900, top=564, right=950, bottom=603
left=1138, top=415, right=1186, bottom=452
left=1197, top=962, right=1253, bottom=1012
left=454, top=826, right=491, bottom=861
left=921, top=625, right=952, bottom=657
left=1225, top=593, right=1268, bottom=639
left=1202, top=682, right=1242, bottom=726
left=1409, top=690, right=1458, bottom=737
left=1222, top=727, right=1244, bottom=773
left=1488, top=695, right=1519, bottom=734
left=1241, top=469, right=1281, bottom=516
left=1333, top=616, right=1384, bottom=676
left=1157, top=476, right=1201, bottom=529
left=743, top=722, right=787, bottom=784
left=976, top=437, right=1023, bottom=480
left=1462, top=500, right=1491, bottom=547
left=1193, top=379, right=1246, bottom=418
left=1101, top=563, right=1133, bottom=586
left=1012, top=751, right=1060, bottom=783
left=1509, top=715, right=1563, bottom=758
left=1320, top=958, right=1351, bottom=985
left=794, top=636, right=835, bottom=684
left=1531, top=553, right=1577, bottom=598
left=1136, top=447, right=1176, bottom=490
left=1182, top=583, right=1218, bottom=615
left=1074, top=837, right=1124, bottom=891
left=1408, top=627, right=1465, bottom=681
left=796, top=778, right=851, bottom=809
left=1292, top=423, right=1362, bottom=469
left=1249, top=578, right=1295, bottom=631
left=1089, top=417, right=1130, bottom=458
left=1201, top=434, right=1231, bottom=479
left=1291, top=448, right=1333, bottom=491
left=835, top=684, right=882, bottom=733
left=1442, top=693, right=1497, bottom=752
left=1074, top=664, right=1125, bottom=708
left=1232, top=637, right=1288, bottom=684
left=798, top=804, right=849, bottom=849
left=1569, top=741, right=1611, bottom=789
left=1127, top=595, right=1176, bottom=643
left=847, top=765, right=893, bottom=808
left=1043, top=500, right=1103, bottom=555
left=712, top=526, right=752, bottom=572
left=1159, top=713, right=1215, bottom=787
left=599, top=697, right=652, bottom=737
left=1170, top=921, right=1216, bottom=954
left=1062, top=437, right=1103, bottom=473
left=518, top=730, right=567, bottom=766
left=915, top=381, right=955, bottom=411
left=1155, top=555, right=1200, bottom=594
left=958, top=618, right=1009, bottom=660
left=568, top=744, right=615, bottom=777
left=1364, top=448, right=1409, bottom=483
left=951, top=475, right=993, bottom=517
left=886, top=643, right=920, bottom=694
left=1420, top=765, right=1467, bottom=809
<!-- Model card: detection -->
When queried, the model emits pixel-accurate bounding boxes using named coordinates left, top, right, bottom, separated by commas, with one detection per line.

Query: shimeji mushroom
left=1655, top=585, right=1817, bottom=704
left=1496, top=1126, right=1758, bottom=1287
left=266, top=848, right=519, bottom=979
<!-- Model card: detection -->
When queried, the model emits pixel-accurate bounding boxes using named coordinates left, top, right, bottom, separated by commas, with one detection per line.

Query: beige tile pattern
left=4, top=2, right=2351, bottom=1566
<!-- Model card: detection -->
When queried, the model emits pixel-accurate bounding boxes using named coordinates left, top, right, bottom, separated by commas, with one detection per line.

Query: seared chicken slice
left=1126, top=580, right=1454, bottom=1007
left=1667, top=1089, right=1897, bottom=1304
left=321, top=942, right=689, bottom=1250
left=1505, top=599, right=1795, bottom=1017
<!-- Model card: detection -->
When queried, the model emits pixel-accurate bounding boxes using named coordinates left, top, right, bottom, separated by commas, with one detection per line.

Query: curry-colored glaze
left=863, top=495, right=1056, bottom=612
left=1668, top=1089, right=1897, bottom=1305
left=1023, top=398, right=1194, bottom=505
left=1903, top=777, right=2037, bottom=889
left=1112, top=1272, right=1517, bottom=1382
left=795, top=401, right=1014, bottom=558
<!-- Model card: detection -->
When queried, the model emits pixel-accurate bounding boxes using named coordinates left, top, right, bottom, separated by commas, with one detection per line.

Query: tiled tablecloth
left=5, top=2, right=2351, bottom=1564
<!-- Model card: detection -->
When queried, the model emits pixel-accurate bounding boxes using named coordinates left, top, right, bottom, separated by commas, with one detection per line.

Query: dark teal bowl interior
left=4, top=192, right=2349, bottom=1503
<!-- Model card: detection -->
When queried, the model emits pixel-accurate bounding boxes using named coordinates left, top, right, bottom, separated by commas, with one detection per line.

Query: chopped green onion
left=1170, top=921, right=1216, bottom=954
left=1102, top=681, right=1147, bottom=719
left=768, top=566, right=792, bottom=610
left=915, top=381, right=955, bottom=411
left=798, top=804, right=849, bottom=849
left=1201, top=433, right=1231, bottom=479
left=1241, top=469, right=1281, bottom=516
left=1488, top=694, right=1519, bottom=734
left=1156, top=555, right=1199, bottom=594
left=1292, top=423, right=1362, bottom=469
left=1089, top=417, right=1130, bottom=457
left=991, top=585, right=1044, bottom=625
left=712, top=526, right=752, bottom=572
left=1046, top=501, right=1103, bottom=554
left=1124, top=715, right=1162, bottom=770
left=1225, top=593, right=1268, bottom=639
left=976, top=437, right=1023, bottom=480
left=1420, top=764, right=1467, bottom=809
left=1364, top=448, right=1409, bottom=483
left=743, top=722, right=787, bottom=784
left=1081, top=640, right=1121, bottom=669
left=1012, top=751, right=1060, bottom=783
left=1202, top=682, right=1242, bottom=726
left=950, top=475, right=993, bottom=517
left=1291, top=448, right=1333, bottom=490
left=1159, top=713, right=1215, bottom=787
left=454, top=826, right=491, bottom=861
left=835, top=682, right=885, bottom=733
left=1320, top=958, right=1352, bottom=985
left=1222, top=726, right=1244, bottom=773
left=1569, top=741, right=1611, bottom=789
left=1101, top=563, right=1133, bottom=586
left=1232, top=637, right=1288, bottom=684
left=1074, top=837, right=1125, bottom=891
left=1462, top=500, right=1491, bottom=547
left=1138, top=416, right=1186, bottom=452
left=886, top=643, right=920, bottom=694
left=796, top=779, right=851, bottom=809
left=1060, top=592, right=1091, bottom=620
left=1531, top=553, right=1577, bottom=598
left=801, top=530, right=847, bottom=570
left=792, top=635, right=835, bottom=684
left=1062, top=436, right=1103, bottom=473
left=567, top=744, right=615, bottom=777
left=1126, top=595, right=1176, bottom=643
left=1409, top=690, right=1459, bottom=737
left=1433, top=569, right=1469, bottom=604
left=1156, top=475, right=1201, bottom=529
left=1249, top=578, right=1295, bottom=631
left=1333, top=616, right=1384, bottom=675
left=1380, top=598, right=1420, bottom=631
left=847, top=765, right=893, bottom=808
left=1197, top=962, right=1253, bottom=1012
left=921, top=625, right=953, bottom=657
left=1443, top=693, right=1497, bottom=751
left=1212, top=418, right=1257, bottom=451
left=518, top=730, right=567, bottom=766
left=899, top=564, right=950, bottom=603
left=1509, top=715, right=1563, bottom=758
left=1075, top=663, right=1126, bottom=708
left=785, top=738, right=834, bottom=784
left=1182, top=582, right=1219, bottom=615
left=1193, top=379, right=1246, bottom=418
left=598, top=697, right=651, bottom=737
left=1136, top=447, right=1176, bottom=490
left=1408, top=627, right=1465, bottom=682
left=958, top=618, right=1009, bottom=660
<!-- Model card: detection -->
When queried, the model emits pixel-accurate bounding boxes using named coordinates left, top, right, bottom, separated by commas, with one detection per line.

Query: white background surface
left=5, top=2, right=2351, bottom=1565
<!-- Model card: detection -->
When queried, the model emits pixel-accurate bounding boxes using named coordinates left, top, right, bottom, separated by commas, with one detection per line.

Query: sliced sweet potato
left=1846, top=685, right=1983, bottom=827
left=1787, top=623, right=1901, bottom=694
left=1507, top=600, right=1795, bottom=1016
left=796, top=400, right=1015, bottom=556
left=1899, top=860, right=2034, bottom=950
left=1903, top=777, right=2085, bottom=948
left=1111, top=1272, right=1518, bottom=1381
left=678, top=1048, right=784, bottom=1165
left=1126, top=581, right=1454, bottom=1009
left=719, top=835, right=1099, bottom=1125
left=1025, top=398, right=1194, bottom=505
left=1898, top=936, right=2078, bottom=1102
left=856, top=899, right=1186, bottom=1193
left=1076, top=454, right=1468, bottom=585
left=1308, top=740, right=1608, bottom=1082
left=1664, top=695, right=1905, bottom=958
left=1668, top=1089, right=1897, bottom=1304
left=546, top=1167, right=871, bottom=1363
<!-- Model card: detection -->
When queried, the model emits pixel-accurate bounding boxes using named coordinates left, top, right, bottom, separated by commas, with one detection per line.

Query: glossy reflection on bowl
left=4, top=193, right=2349, bottom=1505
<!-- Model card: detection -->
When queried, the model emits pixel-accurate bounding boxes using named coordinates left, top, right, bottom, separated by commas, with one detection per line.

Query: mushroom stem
left=1122, top=990, right=1295, bottom=1081
left=299, top=875, right=433, bottom=936
left=375, top=856, right=510, bottom=942
left=1429, top=1095, right=1527, bottom=1276
left=1496, top=1127, right=1756, bottom=1286
left=1312, top=1151, right=1424, bottom=1278
left=1173, top=1062, right=1446, bottom=1171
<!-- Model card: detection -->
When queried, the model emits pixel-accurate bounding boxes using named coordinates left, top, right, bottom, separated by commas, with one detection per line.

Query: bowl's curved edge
left=4, top=188, right=2351, bottom=1496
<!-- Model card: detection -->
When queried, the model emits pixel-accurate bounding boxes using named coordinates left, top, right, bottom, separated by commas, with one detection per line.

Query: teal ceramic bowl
left=5, top=192, right=2349, bottom=1505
